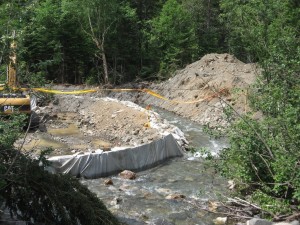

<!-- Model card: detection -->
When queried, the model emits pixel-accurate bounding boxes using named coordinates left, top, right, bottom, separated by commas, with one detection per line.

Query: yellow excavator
left=0, top=38, right=32, bottom=115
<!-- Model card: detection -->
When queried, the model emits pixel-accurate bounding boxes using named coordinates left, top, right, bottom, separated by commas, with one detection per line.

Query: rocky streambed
left=81, top=108, right=229, bottom=225
left=15, top=92, right=229, bottom=224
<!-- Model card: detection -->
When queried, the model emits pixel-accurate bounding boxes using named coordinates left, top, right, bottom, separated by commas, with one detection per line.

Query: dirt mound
left=110, top=53, right=260, bottom=126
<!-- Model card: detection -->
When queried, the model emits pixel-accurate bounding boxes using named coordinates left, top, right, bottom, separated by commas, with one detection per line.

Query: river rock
left=151, top=218, right=175, bottom=225
left=165, top=193, right=186, bottom=200
left=213, top=217, right=228, bottom=225
left=110, top=197, right=122, bottom=206
left=119, top=170, right=137, bottom=180
left=168, top=211, right=188, bottom=221
left=118, top=217, right=147, bottom=225
left=274, top=222, right=299, bottom=225
left=247, top=218, right=272, bottom=225
left=119, top=184, right=139, bottom=192
left=227, top=180, right=235, bottom=190
left=291, top=221, right=300, bottom=225
left=104, top=178, right=113, bottom=185
left=155, top=188, right=172, bottom=195
left=141, top=190, right=159, bottom=200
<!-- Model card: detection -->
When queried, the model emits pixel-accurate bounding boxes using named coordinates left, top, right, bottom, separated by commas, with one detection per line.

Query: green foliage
left=0, top=116, right=119, bottom=224
left=0, top=65, right=6, bottom=83
left=203, top=123, right=223, bottom=139
left=197, top=147, right=214, bottom=160
left=0, top=114, right=27, bottom=149
left=220, top=0, right=300, bottom=63
left=20, top=0, right=94, bottom=84
left=182, top=0, right=225, bottom=55
left=0, top=0, right=226, bottom=83
left=251, top=190, right=291, bottom=216
left=149, top=0, right=198, bottom=77
left=108, top=1, right=141, bottom=83
left=216, top=0, right=300, bottom=215
left=84, top=73, right=99, bottom=85
left=218, top=89, right=300, bottom=199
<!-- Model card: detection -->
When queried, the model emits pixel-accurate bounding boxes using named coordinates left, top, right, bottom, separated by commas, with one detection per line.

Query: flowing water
left=152, top=107, right=228, bottom=155
left=82, top=109, right=229, bottom=225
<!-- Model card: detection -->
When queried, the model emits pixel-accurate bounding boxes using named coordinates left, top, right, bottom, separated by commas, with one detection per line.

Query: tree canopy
left=0, top=0, right=227, bottom=84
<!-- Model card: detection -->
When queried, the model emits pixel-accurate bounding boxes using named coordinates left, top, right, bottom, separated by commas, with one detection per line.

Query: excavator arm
left=0, top=38, right=31, bottom=114
left=7, top=40, right=17, bottom=88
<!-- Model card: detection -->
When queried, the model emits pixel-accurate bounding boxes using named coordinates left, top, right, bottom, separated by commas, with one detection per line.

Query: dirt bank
left=109, top=53, right=260, bottom=127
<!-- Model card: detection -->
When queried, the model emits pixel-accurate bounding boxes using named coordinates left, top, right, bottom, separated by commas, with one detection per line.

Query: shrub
left=0, top=115, right=119, bottom=225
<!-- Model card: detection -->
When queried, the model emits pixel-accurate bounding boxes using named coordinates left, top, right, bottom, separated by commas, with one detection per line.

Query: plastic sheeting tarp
left=48, top=134, right=183, bottom=179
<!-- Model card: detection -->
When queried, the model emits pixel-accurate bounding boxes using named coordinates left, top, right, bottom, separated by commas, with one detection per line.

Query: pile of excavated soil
left=109, top=53, right=261, bottom=127
left=18, top=95, right=186, bottom=156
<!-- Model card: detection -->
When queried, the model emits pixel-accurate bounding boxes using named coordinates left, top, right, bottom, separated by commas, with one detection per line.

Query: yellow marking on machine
left=0, top=95, right=31, bottom=114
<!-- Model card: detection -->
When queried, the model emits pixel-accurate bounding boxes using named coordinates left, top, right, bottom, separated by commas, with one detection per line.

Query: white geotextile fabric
left=48, top=134, right=183, bottom=179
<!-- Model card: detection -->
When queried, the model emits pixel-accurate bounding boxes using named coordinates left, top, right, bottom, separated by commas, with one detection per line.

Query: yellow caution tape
left=140, top=89, right=208, bottom=104
left=1, top=86, right=228, bottom=104
left=141, top=89, right=168, bottom=101
left=32, top=88, right=97, bottom=94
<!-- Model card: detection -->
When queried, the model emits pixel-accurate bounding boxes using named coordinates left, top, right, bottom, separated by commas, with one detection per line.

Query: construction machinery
left=0, top=37, right=32, bottom=115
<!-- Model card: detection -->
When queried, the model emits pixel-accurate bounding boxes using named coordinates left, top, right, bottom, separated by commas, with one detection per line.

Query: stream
left=81, top=108, right=229, bottom=225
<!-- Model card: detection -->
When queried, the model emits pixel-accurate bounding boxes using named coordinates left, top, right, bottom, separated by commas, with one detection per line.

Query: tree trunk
left=101, top=51, right=109, bottom=84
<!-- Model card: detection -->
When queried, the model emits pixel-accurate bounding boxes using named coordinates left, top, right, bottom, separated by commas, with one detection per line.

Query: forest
left=1, top=0, right=231, bottom=85
left=0, top=0, right=300, bottom=224
left=0, top=0, right=298, bottom=86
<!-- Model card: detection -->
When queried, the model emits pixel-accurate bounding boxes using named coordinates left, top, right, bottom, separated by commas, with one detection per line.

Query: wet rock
left=247, top=218, right=272, bottom=225
left=117, top=217, right=147, bottom=225
left=151, top=218, right=175, bottom=225
left=102, top=147, right=111, bottom=151
left=165, top=193, right=186, bottom=200
left=291, top=221, right=300, bottom=225
left=213, top=217, right=228, bottom=225
left=140, top=214, right=149, bottom=220
left=119, top=170, right=137, bottom=180
left=155, top=188, right=172, bottom=195
left=184, top=177, right=194, bottom=182
left=227, top=180, right=235, bottom=190
left=104, top=178, right=113, bottom=185
left=119, top=184, right=132, bottom=191
left=142, top=192, right=156, bottom=200
left=274, top=223, right=297, bottom=225
left=168, top=211, right=188, bottom=221
left=110, top=197, right=122, bottom=206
